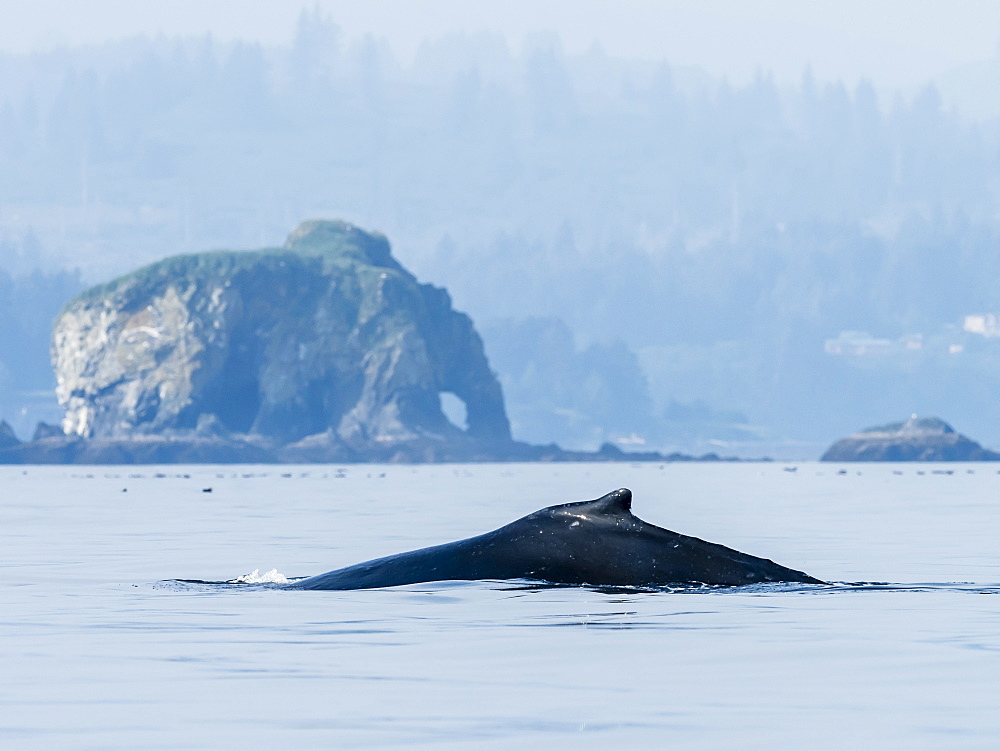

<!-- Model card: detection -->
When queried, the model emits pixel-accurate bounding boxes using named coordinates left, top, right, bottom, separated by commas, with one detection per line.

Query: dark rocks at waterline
left=820, top=416, right=1000, bottom=462
left=0, top=433, right=276, bottom=465
left=0, top=430, right=753, bottom=465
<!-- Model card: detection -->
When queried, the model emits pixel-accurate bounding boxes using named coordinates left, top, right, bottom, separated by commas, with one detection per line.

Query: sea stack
left=50, top=220, right=512, bottom=461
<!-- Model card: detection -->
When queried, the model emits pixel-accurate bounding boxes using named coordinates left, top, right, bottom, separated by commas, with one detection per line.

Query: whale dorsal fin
left=591, top=488, right=632, bottom=515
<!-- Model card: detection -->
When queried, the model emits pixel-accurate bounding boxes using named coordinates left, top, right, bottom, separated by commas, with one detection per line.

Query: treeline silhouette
left=2, top=9, right=1000, bottom=451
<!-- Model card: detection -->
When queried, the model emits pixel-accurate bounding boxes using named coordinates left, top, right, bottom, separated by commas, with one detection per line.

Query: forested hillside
left=3, top=9, right=1000, bottom=453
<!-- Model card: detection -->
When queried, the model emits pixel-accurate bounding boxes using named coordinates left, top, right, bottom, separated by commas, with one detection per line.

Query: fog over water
left=4, top=3, right=1000, bottom=454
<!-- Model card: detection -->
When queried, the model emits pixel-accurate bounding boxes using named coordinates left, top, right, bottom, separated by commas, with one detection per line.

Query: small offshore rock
left=821, top=416, right=1000, bottom=462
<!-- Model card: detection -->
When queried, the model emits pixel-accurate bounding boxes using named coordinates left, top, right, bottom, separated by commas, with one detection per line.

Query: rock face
left=820, top=416, right=1000, bottom=461
left=0, top=419, right=20, bottom=449
left=51, top=220, right=512, bottom=458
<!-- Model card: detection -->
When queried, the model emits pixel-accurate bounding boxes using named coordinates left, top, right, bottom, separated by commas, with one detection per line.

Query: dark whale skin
left=287, top=488, right=823, bottom=590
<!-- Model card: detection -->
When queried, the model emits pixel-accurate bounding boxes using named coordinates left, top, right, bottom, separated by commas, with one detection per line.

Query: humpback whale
left=287, top=488, right=823, bottom=590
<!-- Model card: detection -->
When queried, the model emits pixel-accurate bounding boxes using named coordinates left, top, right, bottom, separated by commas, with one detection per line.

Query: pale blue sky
left=3, top=0, right=1000, bottom=87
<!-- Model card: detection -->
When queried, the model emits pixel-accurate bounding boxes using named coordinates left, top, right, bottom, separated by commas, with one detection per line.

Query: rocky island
left=3, top=221, right=521, bottom=462
left=820, top=416, right=1000, bottom=462
left=0, top=220, right=739, bottom=465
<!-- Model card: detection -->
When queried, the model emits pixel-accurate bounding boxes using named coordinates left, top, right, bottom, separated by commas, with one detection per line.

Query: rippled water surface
left=2, top=462, right=999, bottom=749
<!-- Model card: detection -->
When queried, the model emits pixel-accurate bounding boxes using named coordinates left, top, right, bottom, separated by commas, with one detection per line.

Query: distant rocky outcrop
left=820, top=416, right=1000, bottom=461
left=46, top=220, right=512, bottom=461
left=0, top=420, right=20, bottom=449
left=32, top=421, right=65, bottom=441
left=0, top=219, right=762, bottom=465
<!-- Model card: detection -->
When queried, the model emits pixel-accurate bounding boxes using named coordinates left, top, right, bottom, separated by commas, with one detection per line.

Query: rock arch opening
left=439, top=392, right=468, bottom=432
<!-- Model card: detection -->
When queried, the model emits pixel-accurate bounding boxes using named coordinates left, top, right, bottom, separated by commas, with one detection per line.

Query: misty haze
left=7, top=7, right=1000, bottom=751
left=3, top=7, right=1000, bottom=458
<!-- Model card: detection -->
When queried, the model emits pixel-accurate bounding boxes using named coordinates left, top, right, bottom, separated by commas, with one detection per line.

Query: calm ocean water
left=2, top=462, right=998, bottom=749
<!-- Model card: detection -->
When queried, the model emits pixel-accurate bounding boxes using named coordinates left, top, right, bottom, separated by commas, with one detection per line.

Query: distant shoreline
left=0, top=433, right=759, bottom=465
